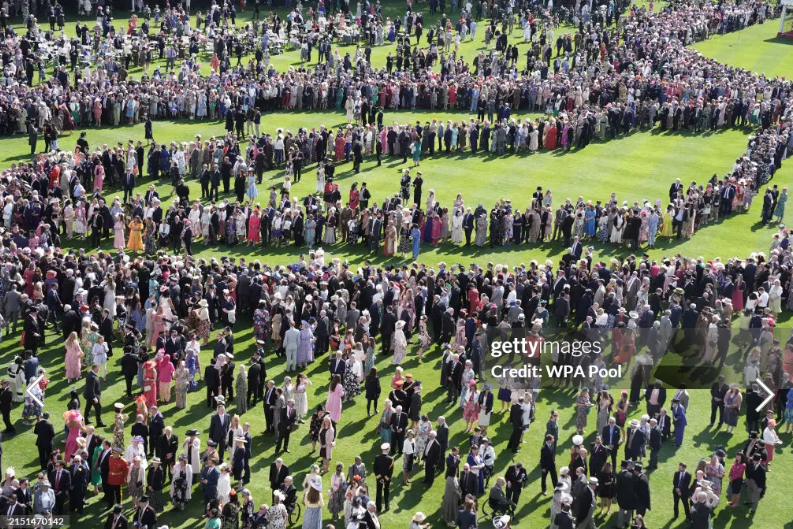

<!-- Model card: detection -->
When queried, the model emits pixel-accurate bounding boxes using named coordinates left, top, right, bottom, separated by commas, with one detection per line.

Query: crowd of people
left=1, top=0, right=787, bottom=261
left=1, top=223, right=793, bottom=529
left=0, top=0, right=792, bottom=528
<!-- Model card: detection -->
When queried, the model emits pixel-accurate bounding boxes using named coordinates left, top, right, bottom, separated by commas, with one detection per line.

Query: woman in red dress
left=349, top=185, right=360, bottom=210
left=247, top=208, right=261, bottom=245
left=335, top=133, right=345, bottom=161
left=545, top=122, right=558, bottom=150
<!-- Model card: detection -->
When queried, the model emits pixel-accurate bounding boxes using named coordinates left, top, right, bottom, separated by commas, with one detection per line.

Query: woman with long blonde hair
left=65, top=331, right=84, bottom=383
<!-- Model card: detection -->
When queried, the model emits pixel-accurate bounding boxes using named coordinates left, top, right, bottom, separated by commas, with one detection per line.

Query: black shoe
left=285, top=449, right=290, bottom=453
left=97, top=422, right=108, bottom=427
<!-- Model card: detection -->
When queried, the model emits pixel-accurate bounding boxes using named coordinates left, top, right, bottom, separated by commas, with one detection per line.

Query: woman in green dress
left=90, top=435, right=105, bottom=494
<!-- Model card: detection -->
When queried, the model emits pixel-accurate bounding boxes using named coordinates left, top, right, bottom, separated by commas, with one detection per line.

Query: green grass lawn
left=2, top=6, right=793, bottom=529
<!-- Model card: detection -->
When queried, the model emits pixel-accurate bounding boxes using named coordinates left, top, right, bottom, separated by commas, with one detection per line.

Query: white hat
left=381, top=443, right=390, bottom=451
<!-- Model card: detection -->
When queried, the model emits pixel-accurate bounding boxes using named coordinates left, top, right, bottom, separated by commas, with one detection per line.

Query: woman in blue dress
left=411, top=224, right=422, bottom=259
left=467, top=446, right=485, bottom=494
left=246, top=171, right=258, bottom=202
left=422, top=216, right=433, bottom=243
left=584, top=204, right=596, bottom=237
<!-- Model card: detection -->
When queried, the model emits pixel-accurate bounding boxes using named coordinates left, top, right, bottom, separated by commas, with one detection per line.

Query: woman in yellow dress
left=127, top=215, right=145, bottom=252
left=660, top=205, right=674, bottom=239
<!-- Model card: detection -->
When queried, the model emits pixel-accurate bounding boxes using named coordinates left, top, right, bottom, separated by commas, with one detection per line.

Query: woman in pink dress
left=247, top=209, right=261, bottom=245
left=431, top=214, right=441, bottom=246
left=113, top=214, right=126, bottom=252
left=157, top=354, right=175, bottom=403
left=379, top=128, right=388, bottom=154
left=64, top=332, right=83, bottom=383
left=93, top=163, right=104, bottom=194
left=151, top=306, right=170, bottom=342
left=325, top=375, right=346, bottom=423
left=143, top=361, right=158, bottom=405
left=63, top=409, right=85, bottom=459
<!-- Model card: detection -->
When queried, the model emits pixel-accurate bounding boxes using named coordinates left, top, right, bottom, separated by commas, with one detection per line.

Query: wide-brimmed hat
left=412, top=513, right=427, bottom=523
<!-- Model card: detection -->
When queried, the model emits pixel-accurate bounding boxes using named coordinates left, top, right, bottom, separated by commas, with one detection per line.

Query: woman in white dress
left=103, top=278, right=117, bottom=318
left=529, top=127, right=539, bottom=152
left=610, top=211, right=625, bottom=244
left=216, top=464, right=231, bottom=504
left=316, top=164, right=325, bottom=193
left=450, top=209, right=464, bottom=244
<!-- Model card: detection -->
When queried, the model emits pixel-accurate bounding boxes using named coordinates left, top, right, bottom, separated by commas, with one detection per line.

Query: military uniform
left=373, top=449, right=394, bottom=512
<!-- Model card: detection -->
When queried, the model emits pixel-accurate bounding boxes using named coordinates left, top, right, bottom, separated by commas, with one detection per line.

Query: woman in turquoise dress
left=584, top=205, right=596, bottom=237
left=379, top=401, right=394, bottom=444
left=774, top=187, right=788, bottom=222
left=412, top=139, right=422, bottom=166
left=335, top=87, right=345, bottom=111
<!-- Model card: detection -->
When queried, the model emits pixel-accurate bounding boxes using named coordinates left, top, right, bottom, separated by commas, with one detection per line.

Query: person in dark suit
left=436, top=417, right=449, bottom=474
left=208, top=404, right=231, bottom=462
left=624, top=420, right=647, bottom=460
left=710, top=375, right=728, bottom=428
left=373, top=443, right=394, bottom=512
left=644, top=379, right=667, bottom=419
left=120, top=348, right=139, bottom=398
left=746, top=453, right=766, bottom=513
left=157, top=427, right=178, bottom=479
left=601, top=417, right=621, bottom=468
left=507, top=401, right=524, bottom=452
left=462, top=208, right=475, bottom=246
left=276, top=400, right=297, bottom=453
left=422, top=431, right=441, bottom=485
left=669, top=179, right=683, bottom=203
left=459, top=463, right=479, bottom=499
left=83, top=365, right=105, bottom=426
left=262, top=380, right=277, bottom=434
left=133, top=495, right=157, bottom=528
left=445, top=355, right=464, bottom=403
left=0, top=380, right=13, bottom=434
left=380, top=306, right=397, bottom=355
left=672, top=462, right=691, bottom=521
left=68, top=455, right=88, bottom=514
left=616, top=461, right=638, bottom=527
left=104, top=504, right=128, bottom=529
left=148, top=406, right=165, bottom=458
left=648, top=419, right=662, bottom=470
left=204, top=358, right=221, bottom=407
left=34, top=412, right=56, bottom=469
left=505, top=462, right=528, bottom=507
left=3, top=493, right=26, bottom=516
left=589, top=436, right=608, bottom=477
left=97, top=440, right=113, bottom=505
left=329, top=351, right=346, bottom=380
left=49, top=460, right=71, bottom=514
left=540, top=434, right=557, bottom=495
left=390, top=406, right=408, bottom=456
left=268, top=458, right=289, bottom=499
